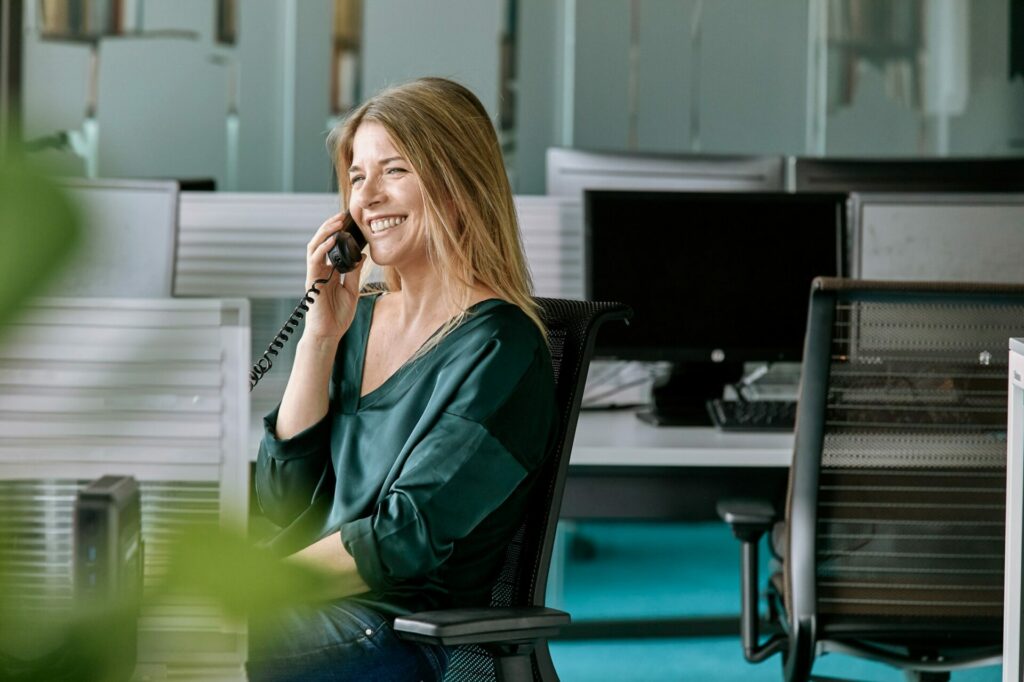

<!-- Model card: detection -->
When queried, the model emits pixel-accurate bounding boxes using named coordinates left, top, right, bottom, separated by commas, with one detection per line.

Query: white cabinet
left=1006, top=338, right=1024, bottom=682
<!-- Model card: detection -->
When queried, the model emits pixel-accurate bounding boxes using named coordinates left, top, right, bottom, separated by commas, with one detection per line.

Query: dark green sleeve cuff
left=261, top=405, right=333, bottom=461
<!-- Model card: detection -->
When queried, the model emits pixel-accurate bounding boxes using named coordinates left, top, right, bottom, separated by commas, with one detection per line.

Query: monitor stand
left=635, top=361, right=744, bottom=427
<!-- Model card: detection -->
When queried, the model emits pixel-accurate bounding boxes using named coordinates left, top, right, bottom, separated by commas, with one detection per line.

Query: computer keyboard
left=706, top=398, right=797, bottom=432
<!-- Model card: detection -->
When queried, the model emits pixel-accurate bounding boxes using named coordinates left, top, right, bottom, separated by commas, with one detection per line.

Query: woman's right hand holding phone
left=304, top=212, right=365, bottom=343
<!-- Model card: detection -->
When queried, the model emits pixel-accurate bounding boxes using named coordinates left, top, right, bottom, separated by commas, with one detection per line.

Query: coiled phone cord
left=249, top=273, right=334, bottom=392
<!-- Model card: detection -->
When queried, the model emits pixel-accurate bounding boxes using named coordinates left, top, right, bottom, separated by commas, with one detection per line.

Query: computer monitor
left=792, top=157, right=1024, bottom=193
left=585, top=190, right=846, bottom=425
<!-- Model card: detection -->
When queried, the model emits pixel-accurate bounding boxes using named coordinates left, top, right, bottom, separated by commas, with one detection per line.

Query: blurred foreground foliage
left=0, top=152, right=82, bottom=332
left=0, top=523, right=331, bottom=682
left=0, top=155, right=327, bottom=680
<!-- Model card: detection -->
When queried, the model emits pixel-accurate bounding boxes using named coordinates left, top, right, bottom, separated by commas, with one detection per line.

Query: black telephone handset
left=249, top=214, right=366, bottom=391
left=326, top=213, right=367, bottom=273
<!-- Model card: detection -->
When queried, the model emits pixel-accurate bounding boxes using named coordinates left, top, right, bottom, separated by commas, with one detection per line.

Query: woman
left=248, top=77, right=557, bottom=681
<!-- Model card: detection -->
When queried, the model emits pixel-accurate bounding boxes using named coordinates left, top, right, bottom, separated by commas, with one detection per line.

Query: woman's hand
left=303, top=212, right=366, bottom=343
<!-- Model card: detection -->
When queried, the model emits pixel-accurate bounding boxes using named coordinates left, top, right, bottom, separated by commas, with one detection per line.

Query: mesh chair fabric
left=440, top=299, right=629, bottom=682
left=813, top=297, right=1024, bottom=622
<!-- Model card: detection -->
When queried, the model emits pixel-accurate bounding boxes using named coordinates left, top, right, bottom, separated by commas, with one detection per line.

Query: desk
left=564, top=411, right=793, bottom=520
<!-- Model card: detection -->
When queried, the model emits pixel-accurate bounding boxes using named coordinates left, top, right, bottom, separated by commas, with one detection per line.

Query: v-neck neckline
left=352, top=293, right=507, bottom=410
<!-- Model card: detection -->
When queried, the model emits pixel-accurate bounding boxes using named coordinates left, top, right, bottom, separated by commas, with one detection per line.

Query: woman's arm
left=253, top=216, right=367, bottom=526
left=276, top=213, right=367, bottom=438
left=287, top=531, right=370, bottom=600
left=274, top=335, right=338, bottom=438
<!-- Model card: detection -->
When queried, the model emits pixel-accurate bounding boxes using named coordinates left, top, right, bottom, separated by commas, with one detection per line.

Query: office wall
left=18, top=0, right=1024, bottom=194
left=951, top=0, right=1024, bottom=155
left=825, top=0, right=1024, bottom=157
left=361, top=0, right=503, bottom=119
left=513, top=0, right=564, bottom=195
left=570, top=0, right=808, bottom=155
left=512, top=0, right=808, bottom=193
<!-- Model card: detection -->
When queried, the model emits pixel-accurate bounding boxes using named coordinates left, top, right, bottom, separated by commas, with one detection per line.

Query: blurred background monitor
left=792, top=156, right=1024, bottom=193
left=585, top=190, right=846, bottom=425
left=546, top=147, right=787, bottom=197
left=174, top=178, right=216, bottom=191
left=50, top=178, right=180, bottom=297
left=852, top=192, right=1024, bottom=283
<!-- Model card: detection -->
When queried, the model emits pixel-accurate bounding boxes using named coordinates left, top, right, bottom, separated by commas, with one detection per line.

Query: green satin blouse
left=255, top=293, right=556, bottom=616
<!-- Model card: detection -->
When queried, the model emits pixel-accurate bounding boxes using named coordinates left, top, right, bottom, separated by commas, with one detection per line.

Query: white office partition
left=516, top=195, right=585, bottom=300
left=176, top=191, right=343, bottom=297
left=1007, top=338, right=1024, bottom=682
left=50, top=179, right=180, bottom=297
left=0, top=297, right=250, bottom=679
left=178, top=191, right=584, bottom=299
left=852, top=193, right=1024, bottom=282
left=545, top=147, right=787, bottom=197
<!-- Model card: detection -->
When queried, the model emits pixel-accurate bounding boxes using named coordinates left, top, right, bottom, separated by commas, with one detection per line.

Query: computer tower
left=74, top=475, right=144, bottom=681
left=74, top=475, right=144, bottom=604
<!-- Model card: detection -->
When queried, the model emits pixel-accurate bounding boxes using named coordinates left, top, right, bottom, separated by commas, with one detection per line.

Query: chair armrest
left=393, top=606, right=570, bottom=647
left=717, top=498, right=778, bottom=543
left=717, top=498, right=787, bottom=663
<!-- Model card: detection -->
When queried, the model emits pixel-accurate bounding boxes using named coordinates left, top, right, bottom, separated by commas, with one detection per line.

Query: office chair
left=394, top=298, right=632, bottom=682
left=719, top=278, right=1024, bottom=682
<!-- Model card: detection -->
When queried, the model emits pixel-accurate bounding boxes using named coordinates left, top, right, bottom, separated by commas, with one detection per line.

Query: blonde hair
left=327, top=77, right=544, bottom=352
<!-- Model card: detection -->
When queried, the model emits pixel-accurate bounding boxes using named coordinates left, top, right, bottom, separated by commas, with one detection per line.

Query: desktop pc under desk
left=554, top=409, right=793, bottom=640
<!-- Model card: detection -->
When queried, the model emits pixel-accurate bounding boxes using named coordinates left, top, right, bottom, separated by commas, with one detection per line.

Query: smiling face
left=347, top=121, right=429, bottom=272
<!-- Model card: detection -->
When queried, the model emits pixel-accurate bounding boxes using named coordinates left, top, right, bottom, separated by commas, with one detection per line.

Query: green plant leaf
left=0, top=156, right=82, bottom=333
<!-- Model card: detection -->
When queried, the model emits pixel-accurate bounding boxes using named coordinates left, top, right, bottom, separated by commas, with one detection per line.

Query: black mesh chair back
left=442, top=298, right=631, bottom=682
left=783, top=278, right=1024, bottom=679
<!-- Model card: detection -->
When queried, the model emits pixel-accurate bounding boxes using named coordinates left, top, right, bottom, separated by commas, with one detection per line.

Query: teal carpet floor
left=546, top=521, right=1002, bottom=682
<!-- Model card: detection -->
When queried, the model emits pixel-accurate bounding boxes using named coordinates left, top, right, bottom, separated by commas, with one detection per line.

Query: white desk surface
left=570, top=410, right=794, bottom=468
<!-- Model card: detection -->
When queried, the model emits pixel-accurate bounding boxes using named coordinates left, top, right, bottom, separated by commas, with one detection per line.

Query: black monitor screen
left=585, top=191, right=846, bottom=363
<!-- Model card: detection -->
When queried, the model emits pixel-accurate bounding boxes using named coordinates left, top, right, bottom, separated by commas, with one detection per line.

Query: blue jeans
left=246, top=598, right=450, bottom=681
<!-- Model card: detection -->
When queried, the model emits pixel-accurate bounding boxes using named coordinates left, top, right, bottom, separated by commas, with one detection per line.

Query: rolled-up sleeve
left=340, top=412, right=529, bottom=592
left=255, top=405, right=333, bottom=528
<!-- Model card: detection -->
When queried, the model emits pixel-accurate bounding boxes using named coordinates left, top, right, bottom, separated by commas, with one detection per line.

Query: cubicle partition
left=175, top=192, right=341, bottom=298
left=54, top=178, right=181, bottom=297
left=546, top=148, right=787, bottom=196
left=0, top=297, right=250, bottom=679
left=514, top=195, right=585, bottom=300
left=851, top=193, right=1024, bottom=283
